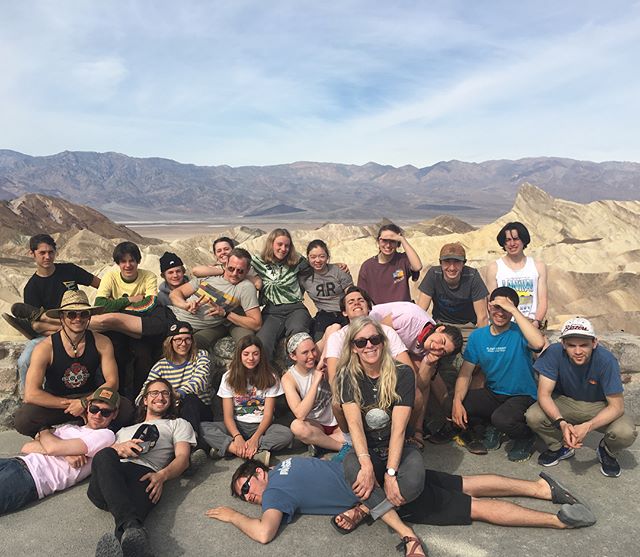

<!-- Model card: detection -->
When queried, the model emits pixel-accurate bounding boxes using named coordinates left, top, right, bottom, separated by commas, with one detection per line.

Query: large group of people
left=1, top=223, right=636, bottom=556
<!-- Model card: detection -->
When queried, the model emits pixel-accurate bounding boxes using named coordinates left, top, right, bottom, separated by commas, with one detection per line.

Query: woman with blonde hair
left=252, top=228, right=312, bottom=362
left=331, top=316, right=426, bottom=556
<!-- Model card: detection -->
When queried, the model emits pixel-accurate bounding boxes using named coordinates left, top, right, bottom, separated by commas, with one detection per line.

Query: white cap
left=559, top=317, right=596, bottom=339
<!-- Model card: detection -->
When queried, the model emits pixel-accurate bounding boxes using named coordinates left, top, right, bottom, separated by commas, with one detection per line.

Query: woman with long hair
left=252, top=228, right=312, bottom=362
left=136, top=322, right=212, bottom=445
left=200, top=335, right=293, bottom=465
left=299, top=239, right=353, bottom=341
left=331, top=317, right=425, bottom=555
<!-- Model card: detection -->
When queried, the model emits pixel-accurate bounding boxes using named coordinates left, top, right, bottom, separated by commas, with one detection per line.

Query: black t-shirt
left=340, top=363, right=415, bottom=448
left=24, top=263, right=95, bottom=310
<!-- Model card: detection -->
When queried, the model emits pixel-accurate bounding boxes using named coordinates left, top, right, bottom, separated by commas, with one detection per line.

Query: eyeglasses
left=226, top=265, right=246, bottom=275
left=172, top=336, right=193, bottom=345
left=88, top=404, right=115, bottom=417
left=63, top=310, right=91, bottom=320
left=352, top=334, right=384, bottom=349
left=147, top=389, right=171, bottom=399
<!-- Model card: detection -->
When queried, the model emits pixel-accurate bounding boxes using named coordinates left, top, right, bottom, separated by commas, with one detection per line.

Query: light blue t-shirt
left=464, top=323, right=537, bottom=398
left=534, top=343, right=622, bottom=402
left=262, top=457, right=357, bottom=522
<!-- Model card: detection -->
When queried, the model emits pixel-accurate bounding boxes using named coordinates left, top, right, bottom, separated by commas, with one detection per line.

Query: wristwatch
left=386, top=467, right=397, bottom=477
left=552, top=418, right=567, bottom=430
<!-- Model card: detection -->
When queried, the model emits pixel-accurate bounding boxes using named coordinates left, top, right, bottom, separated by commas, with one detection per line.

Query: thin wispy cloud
left=0, top=1, right=638, bottom=166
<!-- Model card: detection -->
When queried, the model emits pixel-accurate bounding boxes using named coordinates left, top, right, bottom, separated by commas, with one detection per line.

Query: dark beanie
left=160, top=252, right=184, bottom=273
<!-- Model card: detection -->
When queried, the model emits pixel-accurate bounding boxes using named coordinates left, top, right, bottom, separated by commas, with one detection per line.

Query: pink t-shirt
left=20, top=424, right=115, bottom=499
left=325, top=323, right=408, bottom=360
left=369, top=302, right=435, bottom=358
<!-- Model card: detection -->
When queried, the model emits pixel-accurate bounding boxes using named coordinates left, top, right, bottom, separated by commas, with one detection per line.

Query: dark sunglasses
left=88, top=404, right=115, bottom=417
left=63, top=310, right=91, bottom=320
left=352, top=334, right=384, bottom=349
left=226, top=265, right=246, bottom=275
left=240, top=477, right=252, bottom=500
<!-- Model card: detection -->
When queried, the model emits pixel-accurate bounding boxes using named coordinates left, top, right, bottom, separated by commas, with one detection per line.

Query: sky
left=1, top=1, right=639, bottom=167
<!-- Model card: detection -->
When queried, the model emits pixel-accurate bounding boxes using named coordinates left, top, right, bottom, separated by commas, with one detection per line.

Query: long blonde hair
left=260, top=228, right=300, bottom=267
left=332, top=317, right=400, bottom=411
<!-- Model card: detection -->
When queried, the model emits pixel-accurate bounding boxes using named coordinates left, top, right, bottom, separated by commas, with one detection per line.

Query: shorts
left=398, top=469, right=472, bottom=526
left=322, top=424, right=338, bottom=435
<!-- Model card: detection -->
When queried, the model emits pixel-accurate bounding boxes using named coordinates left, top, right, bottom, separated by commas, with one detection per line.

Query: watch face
left=386, top=468, right=396, bottom=476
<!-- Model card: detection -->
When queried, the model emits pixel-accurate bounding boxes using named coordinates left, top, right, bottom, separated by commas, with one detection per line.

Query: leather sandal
left=396, top=535, right=427, bottom=557
left=330, top=504, right=372, bottom=535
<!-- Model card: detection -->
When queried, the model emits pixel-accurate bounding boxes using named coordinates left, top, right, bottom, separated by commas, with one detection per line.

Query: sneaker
left=2, top=313, right=38, bottom=340
left=557, top=503, right=597, bottom=528
left=331, top=443, right=352, bottom=462
left=11, top=302, right=43, bottom=321
left=597, top=439, right=621, bottom=477
left=95, top=533, right=123, bottom=557
left=453, top=430, right=488, bottom=455
left=184, top=448, right=207, bottom=477
left=306, top=444, right=329, bottom=459
left=209, top=447, right=223, bottom=460
left=253, top=450, right=271, bottom=467
left=483, top=426, right=508, bottom=451
left=120, top=527, right=154, bottom=557
left=538, top=446, right=575, bottom=467
left=427, top=422, right=457, bottom=445
left=507, top=436, right=535, bottom=462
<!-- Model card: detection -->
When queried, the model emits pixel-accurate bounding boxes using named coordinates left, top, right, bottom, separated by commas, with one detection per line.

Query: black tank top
left=45, top=331, right=101, bottom=396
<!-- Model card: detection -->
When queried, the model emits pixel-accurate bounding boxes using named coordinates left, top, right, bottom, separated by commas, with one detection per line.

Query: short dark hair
left=339, top=285, right=373, bottom=314
left=228, top=247, right=252, bottom=265
left=489, top=286, right=519, bottom=308
left=438, top=324, right=464, bottom=355
left=213, top=236, right=236, bottom=251
left=230, top=459, right=270, bottom=499
left=113, top=241, right=142, bottom=264
left=496, top=222, right=531, bottom=249
left=29, top=234, right=56, bottom=252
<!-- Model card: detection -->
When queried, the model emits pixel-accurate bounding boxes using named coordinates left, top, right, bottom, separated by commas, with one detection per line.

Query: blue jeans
left=17, top=337, right=46, bottom=389
left=0, top=458, right=39, bottom=515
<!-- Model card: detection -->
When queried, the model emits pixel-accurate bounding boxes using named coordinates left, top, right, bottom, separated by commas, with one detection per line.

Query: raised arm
left=399, top=236, right=422, bottom=273
left=491, top=296, right=545, bottom=350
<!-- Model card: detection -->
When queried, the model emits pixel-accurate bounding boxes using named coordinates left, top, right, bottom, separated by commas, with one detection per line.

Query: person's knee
left=92, top=447, right=119, bottom=471
left=13, top=406, right=34, bottom=437
left=399, top=453, right=425, bottom=501
left=605, top=418, right=638, bottom=448
left=524, top=403, right=546, bottom=430
left=342, top=451, right=360, bottom=483
left=289, top=419, right=308, bottom=439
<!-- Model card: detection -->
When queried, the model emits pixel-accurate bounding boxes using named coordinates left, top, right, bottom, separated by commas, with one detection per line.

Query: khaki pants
left=525, top=396, right=637, bottom=453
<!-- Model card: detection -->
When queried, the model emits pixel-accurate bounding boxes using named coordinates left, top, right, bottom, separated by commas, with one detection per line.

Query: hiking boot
left=2, top=313, right=38, bottom=340
left=507, top=436, right=535, bottom=462
left=331, top=443, right=352, bottom=462
left=11, top=302, right=43, bottom=321
left=253, top=450, right=271, bottom=467
left=453, top=430, right=487, bottom=455
left=597, top=439, right=621, bottom=477
left=483, top=425, right=508, bottom=451
left=538, top=446, right=575, bottom=467
left=557, top=503, right=597, bottom=528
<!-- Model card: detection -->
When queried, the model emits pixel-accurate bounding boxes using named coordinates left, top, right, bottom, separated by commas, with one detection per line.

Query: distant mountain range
left=0, top=150, right=638, bottom=221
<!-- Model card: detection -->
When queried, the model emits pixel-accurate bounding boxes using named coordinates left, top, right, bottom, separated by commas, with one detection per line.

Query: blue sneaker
left=538, top=446, right=575, bottom=467
left=331, top=443, right=352, bottom=462
left=597, top=439, right=621, bottom=477
left=507, top=436, right=536, bottom=462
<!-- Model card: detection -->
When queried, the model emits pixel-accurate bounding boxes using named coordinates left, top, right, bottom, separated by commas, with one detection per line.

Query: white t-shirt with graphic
left=217, top=371, right=284, bottom=424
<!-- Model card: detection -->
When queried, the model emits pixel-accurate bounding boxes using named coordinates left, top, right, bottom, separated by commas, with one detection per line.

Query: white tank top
left=286, top=366, right=337, bottom=427
left=495, top=256, right=539, bottom=319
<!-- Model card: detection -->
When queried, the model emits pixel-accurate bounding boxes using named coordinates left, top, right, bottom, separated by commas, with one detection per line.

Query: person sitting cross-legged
left=526, top=317, right=637, bottom=477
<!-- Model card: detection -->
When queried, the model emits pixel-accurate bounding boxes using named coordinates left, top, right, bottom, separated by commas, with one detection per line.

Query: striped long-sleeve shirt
left=136, top=349, right=212, bottom=405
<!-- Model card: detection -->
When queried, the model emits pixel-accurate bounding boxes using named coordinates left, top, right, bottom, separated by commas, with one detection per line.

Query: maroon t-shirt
left=356, top=252, right=419, bottom=305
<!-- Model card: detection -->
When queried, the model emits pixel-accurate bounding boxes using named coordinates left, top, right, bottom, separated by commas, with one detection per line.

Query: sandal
left=396, top=535, right=427, bottom=557
left=331, top=504, right=372, bottom=535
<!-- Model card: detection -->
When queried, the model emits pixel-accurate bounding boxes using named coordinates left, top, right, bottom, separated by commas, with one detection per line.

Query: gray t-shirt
left=116, top=417, right=196, bottom=472
left=170, top=276, right=259, bottom=330
left=299, top=264, right=353, bottom=312
left=418, top=266, right=488, bottom=324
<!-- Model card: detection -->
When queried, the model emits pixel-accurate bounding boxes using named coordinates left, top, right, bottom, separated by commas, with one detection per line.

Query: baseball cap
left=439, top=243, right=466, bottom=262
left=559, top=317, right=596, bottom=339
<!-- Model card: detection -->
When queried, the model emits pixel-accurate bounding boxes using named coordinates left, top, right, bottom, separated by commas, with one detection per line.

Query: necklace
left=364, top=373, right=379, bottom=398
left=62, top=328, right=86, bottom=358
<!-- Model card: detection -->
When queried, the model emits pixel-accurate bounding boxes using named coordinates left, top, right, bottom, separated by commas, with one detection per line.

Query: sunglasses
left=240, top=477, right=252, bottom=500
left=352, top=334, right=384, bottom=349
left=226, top=265, right=246, bottom=275
left=63, top=310, right=91, bottom=320
left=88, top=404, right=115, bottom=417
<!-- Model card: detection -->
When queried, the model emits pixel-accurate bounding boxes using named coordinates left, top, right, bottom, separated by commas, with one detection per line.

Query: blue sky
left=2, top=1, right=639, bottom=166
